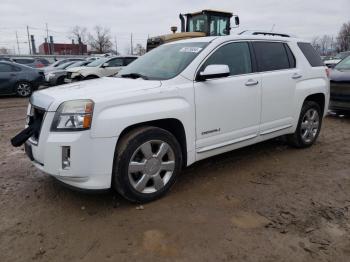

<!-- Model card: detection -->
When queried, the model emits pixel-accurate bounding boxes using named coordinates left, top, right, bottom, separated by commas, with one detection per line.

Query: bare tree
left=337, top=22, right=350, bottom=52
left=69, top=26, right=87, bottom=44
left=133, top=43, right=146, bottom=56
left=88, top=26, right=113, bottom=54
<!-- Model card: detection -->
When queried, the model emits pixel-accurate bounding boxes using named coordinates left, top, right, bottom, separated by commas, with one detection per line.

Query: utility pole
left=26, top=26, right=32, bottom=55
left=45, top=23, right=50, bottom=55
left=15, top=31, right=20, bottom=55
left=114, top=35, right=118, bottom=55
left=130, top=33, right=133, bottom=55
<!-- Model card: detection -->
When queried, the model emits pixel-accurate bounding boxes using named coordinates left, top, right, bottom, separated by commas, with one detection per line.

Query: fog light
left=62, top=146, right=70, bottom=169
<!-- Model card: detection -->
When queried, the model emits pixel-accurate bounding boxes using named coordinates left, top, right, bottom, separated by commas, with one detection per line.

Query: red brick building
left=39, top=42, right=87, bottom=55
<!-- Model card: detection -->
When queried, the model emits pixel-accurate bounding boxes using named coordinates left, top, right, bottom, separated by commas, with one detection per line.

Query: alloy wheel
left=300, top=108, right=320, bottom=143
left=128, top=140, right=175, bottom=194
left=17, top=83, right=32, bottom=97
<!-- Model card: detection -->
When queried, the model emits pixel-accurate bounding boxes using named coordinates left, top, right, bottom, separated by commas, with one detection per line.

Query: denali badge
left=201, top=128, right=221, bottom=135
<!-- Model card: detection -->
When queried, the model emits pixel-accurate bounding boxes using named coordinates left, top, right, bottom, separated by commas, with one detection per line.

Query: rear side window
left=202, top=42, right=252, bottom=76
left=14, top=59, right=34, bottom=64
left=297, top=42, right=324, bottom=67
left=253, top=42, right=291, bottom=72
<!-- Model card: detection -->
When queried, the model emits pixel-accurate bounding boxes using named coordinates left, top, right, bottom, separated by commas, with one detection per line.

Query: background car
left=44, top=60, right=91, bottom=86
left=324, top=51, right=350, bottom=68
left=44, top=58, right=85, bottom=69
left=11, top=57, right=50, bottom=68
left=0, top=61, right=44, bottom=97
left=329, top=55, right=350, bottom=115
left=0, top=56, right=13, bottom=62
left=65, top=56, right=138, bottom=82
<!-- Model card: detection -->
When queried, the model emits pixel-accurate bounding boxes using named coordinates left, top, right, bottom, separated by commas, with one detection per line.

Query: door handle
left=245, top=79, right=259, bottom=86
left=292, top=73, right=302, bottom=79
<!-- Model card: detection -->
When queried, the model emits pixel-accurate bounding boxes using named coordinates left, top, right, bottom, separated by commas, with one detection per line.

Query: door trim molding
left=260, top=124, right=292, bottom=135
left=197, top=134, right=257, bottom=153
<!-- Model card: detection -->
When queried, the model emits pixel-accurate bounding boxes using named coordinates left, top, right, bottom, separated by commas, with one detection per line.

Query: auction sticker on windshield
left=179, top=47, right=203, bottom=53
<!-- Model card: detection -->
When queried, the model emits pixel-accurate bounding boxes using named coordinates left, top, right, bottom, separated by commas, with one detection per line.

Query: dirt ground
left=1, top=97, right=350, bottom=262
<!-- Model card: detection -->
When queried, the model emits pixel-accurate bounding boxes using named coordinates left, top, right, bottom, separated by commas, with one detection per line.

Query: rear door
left=252, top=41, right=299, bottom=134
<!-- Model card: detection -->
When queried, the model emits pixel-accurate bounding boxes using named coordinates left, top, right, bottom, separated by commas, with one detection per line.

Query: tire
left=15, top=81, right=33, bottom=97
left=287, top=101, right=323, bottom=148
left=56, top=76, right=65, bottom=85
left=84, top=75, right=99, bottom=80
left=113, top=126, right=183, bottom=203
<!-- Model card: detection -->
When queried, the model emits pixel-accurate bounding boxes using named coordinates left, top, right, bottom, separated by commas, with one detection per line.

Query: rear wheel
left=287, top=101, right=322, bottom=148
left=113, top=127, right=182, bottom=203
left=15, top=81, right=33, bottom=97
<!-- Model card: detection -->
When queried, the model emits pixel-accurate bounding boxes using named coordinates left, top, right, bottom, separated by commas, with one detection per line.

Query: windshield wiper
left=120, top=73, right=149, bottom=80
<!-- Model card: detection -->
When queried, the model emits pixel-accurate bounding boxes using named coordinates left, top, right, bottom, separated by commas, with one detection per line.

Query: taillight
left=325, top=68, right=330, bottom=78
left=36, top=63, right=44, bottom=68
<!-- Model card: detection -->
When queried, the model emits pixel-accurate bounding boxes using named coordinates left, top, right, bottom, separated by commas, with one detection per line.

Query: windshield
left=86, top=58, right=109, bottom=67
left=67, top=61, right=85, bottom=69
left=57, top=61, right=74, bottom=69
left=335, top=55, right=350, bottom=70
left=119, top=42, right=208, bottom=80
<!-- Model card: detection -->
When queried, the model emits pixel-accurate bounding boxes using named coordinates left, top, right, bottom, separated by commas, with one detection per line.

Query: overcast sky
left=0, top=0, right=349, bottom=55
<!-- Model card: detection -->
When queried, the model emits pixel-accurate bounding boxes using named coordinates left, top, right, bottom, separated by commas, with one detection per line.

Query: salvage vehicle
left=13, top=32, right=329, bottom=202
left=0, top=61, right=44, bottom=97
left=65, top=56, right=138, bottom=82
left=44, top=60, right=91, bottom=86
left=146, top=9, right=240, bottom=51
left=329, top=55, right=350, bottom=114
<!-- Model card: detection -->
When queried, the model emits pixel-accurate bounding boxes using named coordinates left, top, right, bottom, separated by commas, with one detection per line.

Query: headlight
left=51, top=100, right=94, bottom=131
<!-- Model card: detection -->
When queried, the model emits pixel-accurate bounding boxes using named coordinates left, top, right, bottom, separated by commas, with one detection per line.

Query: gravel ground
left=1, top=97, right=350, bottom=262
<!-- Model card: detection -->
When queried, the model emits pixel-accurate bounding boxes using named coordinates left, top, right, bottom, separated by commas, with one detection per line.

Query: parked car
left=0, top=61, right=44, bottom=97
left=65, top=56, right=138, bottom=82
left=44, top=58, right=85, bottom=69
left=329, top=55, right=350, bottom=114
left=44, top=60, right=91, bottom=86
left=324, top=51, right=350, bottom=68
left=0, top=56, right=13, bottom=62
left=15, top=34, right=329, bottom=202
left=11, top=58, right=48, bottom=68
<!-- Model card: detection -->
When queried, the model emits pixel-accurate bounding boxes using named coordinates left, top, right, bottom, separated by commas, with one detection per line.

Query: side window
left=297, top=42, right=324, bottom=67
left=107, top=58, right=123, bottom=67
left=0, top=63, right=13, bottom=72
left=253, top=42, right=291, bottom=72
left=124, top=57, right=137, bottom=66
left=202, top=42, right=252, bottom=76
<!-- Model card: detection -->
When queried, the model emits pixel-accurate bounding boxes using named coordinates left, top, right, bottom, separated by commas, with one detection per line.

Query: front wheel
left=113, top=127, right=183, bottom=203
left=15, top=81, right=33, bottom=97
left=287, top=101, right=322, bottom=148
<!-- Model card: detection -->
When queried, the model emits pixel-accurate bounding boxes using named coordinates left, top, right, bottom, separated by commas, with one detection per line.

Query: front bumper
left=25, top=111, right=118, bottom=190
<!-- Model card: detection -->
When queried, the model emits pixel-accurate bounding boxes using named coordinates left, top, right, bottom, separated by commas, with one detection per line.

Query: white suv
left=14, top=34, right=329, bottom=203
left=65, top=56, right=138, bottom=82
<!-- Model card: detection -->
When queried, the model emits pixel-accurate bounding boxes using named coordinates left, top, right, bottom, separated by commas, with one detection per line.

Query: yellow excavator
left=146, top=9, right=240, bottom=52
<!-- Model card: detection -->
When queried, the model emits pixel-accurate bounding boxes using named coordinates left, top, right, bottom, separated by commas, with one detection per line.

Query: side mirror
left=197, top=64, right=230, bottom=81
left=102, top=62, right=109, bottom=68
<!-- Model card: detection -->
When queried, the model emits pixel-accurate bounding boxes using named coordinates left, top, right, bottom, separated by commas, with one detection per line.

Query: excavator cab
left=147, top=10, right=239, bottom=52
left=180, top=10, right=238, bottom=36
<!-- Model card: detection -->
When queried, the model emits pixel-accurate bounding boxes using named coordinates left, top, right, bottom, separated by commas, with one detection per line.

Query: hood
left=330, top=68, right=350, bottom=82
left=67, top=66, right=88, bottom=73
left=31, top=77, right=162, bottom=111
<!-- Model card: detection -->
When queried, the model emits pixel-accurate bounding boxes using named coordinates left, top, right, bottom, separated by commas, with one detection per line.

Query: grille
left=28, top=105, right=46, bottom=144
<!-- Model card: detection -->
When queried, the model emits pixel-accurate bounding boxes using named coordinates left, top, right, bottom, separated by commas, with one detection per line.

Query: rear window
left=297, top=42, right=324, bottom=67
left=252, top=42, right=292, bottom=72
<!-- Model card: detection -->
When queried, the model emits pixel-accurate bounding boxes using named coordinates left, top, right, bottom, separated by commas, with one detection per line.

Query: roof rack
left=239, top=30, right=291, bottom=38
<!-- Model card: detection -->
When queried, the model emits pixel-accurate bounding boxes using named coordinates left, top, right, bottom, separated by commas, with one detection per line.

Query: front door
left=0, top=63, right=16, bottom=94
left=194, top=42, right=261, bottom=154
